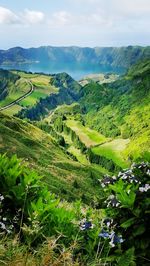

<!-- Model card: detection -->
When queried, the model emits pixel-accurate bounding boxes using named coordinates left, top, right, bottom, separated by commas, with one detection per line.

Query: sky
left=0, top=0, right=150, bottom=49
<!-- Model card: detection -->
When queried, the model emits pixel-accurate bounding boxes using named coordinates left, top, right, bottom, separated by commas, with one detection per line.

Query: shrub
left=0, top=154, right=77, bottom=245
left=100, top=162, right=150, bottom=265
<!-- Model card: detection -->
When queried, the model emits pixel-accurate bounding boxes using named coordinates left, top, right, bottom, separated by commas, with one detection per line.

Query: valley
left=0, top=51, right=150, bottom=266
left=1, top=59, right=149, bottom=173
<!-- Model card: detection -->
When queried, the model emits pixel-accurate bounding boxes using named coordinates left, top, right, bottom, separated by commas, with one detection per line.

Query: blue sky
left=0, top=0, right=150, bottom=49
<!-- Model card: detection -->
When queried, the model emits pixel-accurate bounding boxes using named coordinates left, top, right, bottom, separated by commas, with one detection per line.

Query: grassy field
left=92, top=139, right=130, bottom=169
left=1, top=105, right=22, bottom=115
left=66, top=120, right=107, bottom=148
left=68, top=146, right=89, bottom=165
left=0, top=78, right=30, bottom=107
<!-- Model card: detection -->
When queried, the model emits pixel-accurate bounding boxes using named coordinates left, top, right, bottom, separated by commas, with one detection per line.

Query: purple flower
left=80, top=220, right=94, bottom=231
left=99, top=230, right=110, bottom=239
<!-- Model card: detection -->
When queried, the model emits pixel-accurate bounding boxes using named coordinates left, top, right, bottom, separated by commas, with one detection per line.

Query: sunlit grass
left=92, top=139, right=130, bottom=169
left=68, top=146, right=89, bottom=165
left=66, top=120, right=107, bottom=148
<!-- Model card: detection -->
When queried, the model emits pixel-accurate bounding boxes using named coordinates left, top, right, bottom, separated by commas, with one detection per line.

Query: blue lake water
left=1, top=63, right=125, bottom=80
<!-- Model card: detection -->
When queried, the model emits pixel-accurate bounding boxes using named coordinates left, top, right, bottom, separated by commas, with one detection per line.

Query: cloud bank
left=0, top=0, right=149, bottom=48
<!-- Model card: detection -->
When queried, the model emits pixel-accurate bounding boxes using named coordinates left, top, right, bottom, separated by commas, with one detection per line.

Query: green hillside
left=17, top=72, right=81, bottom=120
left=1, top=60, right=149, bottom=169
left=80, top=60, right=150, bottom=162
left=0, top=112, right=104, bottom=204
left=0, top=70, right=59, bottom=115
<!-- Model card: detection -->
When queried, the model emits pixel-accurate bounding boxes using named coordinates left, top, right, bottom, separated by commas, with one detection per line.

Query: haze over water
left=1, top=62, right=124, bottom=80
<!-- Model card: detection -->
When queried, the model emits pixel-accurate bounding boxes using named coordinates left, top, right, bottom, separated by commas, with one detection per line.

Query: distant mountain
left=0, top=45, right=150, bottom=70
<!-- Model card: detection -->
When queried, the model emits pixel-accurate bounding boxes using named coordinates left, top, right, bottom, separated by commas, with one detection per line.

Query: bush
left=100, top=162, right=150, bottom=265
left=0, top=154, right=77, bottom=245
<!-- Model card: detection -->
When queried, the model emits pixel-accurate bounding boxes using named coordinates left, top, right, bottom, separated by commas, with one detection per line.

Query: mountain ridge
left=0, top=45, right=150, bottom=70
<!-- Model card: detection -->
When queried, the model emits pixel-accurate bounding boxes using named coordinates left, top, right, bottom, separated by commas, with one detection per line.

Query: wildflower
left=106, top=195, right=120, bottom=208
left=139, top=184, right=150, bottom=192
left=109, top=234, right=124, bottom=247
left=80, top=219, right=94, bottom=231
left=0, top=194, right=4, bottom=201
left=99, top=229, right=124, bottom=247
left=99, top=230, right=110, bottom=239
left=0, top=222, right=6, bottom=230
left=146, top=169, right=150, bottom=176
left=103, top=218, right=113, bottom=228
left=138, top=162, right=148, bottom=169
left=101, top=175, right=116, bottom=188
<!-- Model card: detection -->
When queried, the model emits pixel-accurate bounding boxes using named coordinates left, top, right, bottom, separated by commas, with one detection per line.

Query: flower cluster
left=0, top=193, right=20, bottom=235
left=0, top=194, right=4, bottom=202
left=132, top=162, right=149, bottom=170
left=118, top=169, right=139, bottom=184
left=99, top=229, right=124, bottom=247
left=105, top=195, right=120, bottom=208
left=100, top=175, right=116, bottom=188
left=139, top=183, right=150, bottom=193
left=79, top=219, right=94, bottom=231
left=103, top=218, right=114, bottom=228
left=100, top=162, right=150, bottom=192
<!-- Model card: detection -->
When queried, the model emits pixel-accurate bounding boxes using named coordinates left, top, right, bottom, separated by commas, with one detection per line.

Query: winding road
left=0, top=79, right=34, bottom=111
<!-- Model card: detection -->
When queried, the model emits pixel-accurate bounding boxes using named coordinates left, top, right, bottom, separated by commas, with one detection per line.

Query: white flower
left=147, top=169, right=150, bottom=176
left=139, top=184, right=150, bottom=192
left=0, top=195, right=4, bottom=201
left=0, top=222, right=6, bottom=230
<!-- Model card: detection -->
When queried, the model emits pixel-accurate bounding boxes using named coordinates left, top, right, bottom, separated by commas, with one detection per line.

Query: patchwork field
left=0, top=71, right=59, bottom=114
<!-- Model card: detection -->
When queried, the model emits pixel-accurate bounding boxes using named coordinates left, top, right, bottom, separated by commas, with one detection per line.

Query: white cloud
left=48, top=9, right=113, bottom=30
left=22, top=9, right=45, bottom=24
left=113, top=0, right=150, bottom=16
left=0, top=6, right=19, bottom=24
left=49, top=11, right=72, bottom=26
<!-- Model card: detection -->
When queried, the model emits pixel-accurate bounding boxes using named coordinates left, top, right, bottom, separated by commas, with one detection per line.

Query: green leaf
left=117, top=247, right=135, bottom=266
left=121, top=218, right=136, bottom=228
left=133, top=224, right=145, bottom=236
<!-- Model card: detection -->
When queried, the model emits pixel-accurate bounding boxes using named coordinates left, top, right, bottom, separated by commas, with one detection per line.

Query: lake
left=1, top=62, right=125, bottom=80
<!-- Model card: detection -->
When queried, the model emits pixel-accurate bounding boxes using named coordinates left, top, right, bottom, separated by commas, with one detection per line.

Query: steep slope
left=79, top=60, right=150, bottom=162
left=0, top=45, right=150, bottom=70
left=0, top=113, right=103, bottom=203
left=17, top=72, right=81, bottom=120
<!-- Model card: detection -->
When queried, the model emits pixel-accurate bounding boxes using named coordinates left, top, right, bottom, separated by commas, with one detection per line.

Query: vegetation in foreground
left=0, top=154, right=149, bottom=265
